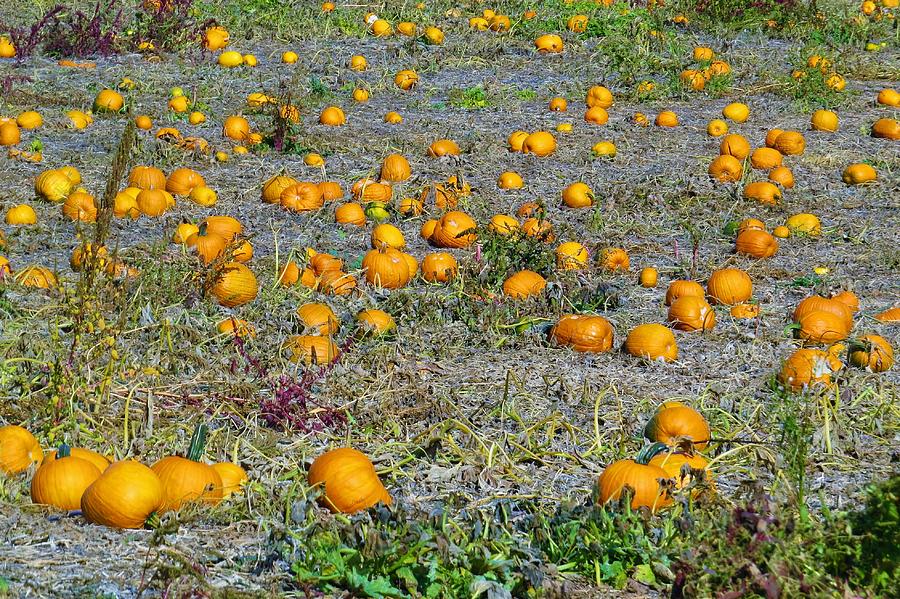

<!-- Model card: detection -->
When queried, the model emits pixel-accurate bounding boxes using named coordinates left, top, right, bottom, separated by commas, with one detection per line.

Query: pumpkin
left=81, top=460, right=164, bottom=528
left=222, top=115, right=250, bottom=141
left=128, top=166, right=166, bottom=190
left=647, top=445, right=713, bottom=492
left=521, top=218, right=554, bottom=242
left=319, top=106, right=346, bottom=126
left=135, top=189, right=168, bottom=217
left=668, top=296, right=716, bottom=332
left=44, top=447, right=109, bottom=472
left=335, top=202, right=366, bottom=226
left=262, top=175, right=298, bottom=204
left=14, top=266, right=58, bottom=288
left=349, top=55, right=367, bottom=71
left=785, top=213, right=821, bottom=236
left=796, top=311, right=850, bottom=344
left=380, top=154, right=411, bottom=182
left=62, top=191, right=97, bottom=222
left=549, top=97, right=567, bottom=111
left=394, top=70, right=419, bottom=90
left=5, top=204, right=37, bottom=225
left=738, top=218, right=766, bottom=233
left=318, top=270, right=357, bottom=296
left=793, top=296, right=853, bottom=330
left=779, top=348, right=838, bottom=390
left=876, top=89, right=900, bottom=107
left=584, top=106, right=609, bottom=125
left=730, top=302, right=760, bottom=319
left=352, top=179, right=392, bottom=203
left=212, top=463, right=248, bottom=498
left=655, top=111, right=678, bottom=127
left=871, top=118, right=899, bottom=140
left=562, top=182, right=594, bottom=208
left=185, top=225, right=226, bottom=264
left=556, top=242, right=588, bottom=270
left=70, top=244, right=107, bottom=271
left=743, top=181, right=781, bottom=205
left=550, top=314, right=614, bottom=353
left=665, top=280, right=704, bottom=306
left=830, top=290, right=859, bottom=313
left=639, top=267, right=658, bottom=288
left=216, top=317, right=255, bottom=338
left=848, top=335, right=893, bottom=372
left=769, top=166, right=795, bottom=188
left=644, top=401, right=711, bottom=450
left=16, top=111, right=42, bottom=129
left=592, top=141, right=616, bottom=157
left=357, top=309, right=396, bottom=335
left=722, top=102, right=749, bottom=123
left=597, top=446, right=673, bottom=512
left=502, top=270, right=546, bottom=299
left=0, top=425, right=43, bottom=474
left=708, top=155, right=743, bottom=182
left=599, top=248, right=630, bottom=271
left=166, top=168, right=205, bottom=196
left=764, top=129, right=784, bottom=148
left=707, top=268, right=752, bottom=305
left=489, top=214, right=519, bottom=235
left=707, top=119, right=728, bottom=136
left=719, top=134, right=750, bottom=160
left=67, top=110, right=93, bottom=129
left=498, top=171, right=524, bottom=189
left=310, top=252, right=343, bottom=274
left=297, top=303, right=340, bottom=335
left=151, top=424, right=222, bottom=512
left=535, top=34, right=564, bottom=53
left=0, top=37, right=14, bottom=57
left=681, top=69, right=706, bottom=91
left=508, top=131, right=529, bottom=152
left=431, top=211, right=477, bottom=248
left=283, top=335, right=340, bottom=365
left=624, top=324, right=678, bottom=363
left=281, top=182, right=325, bottom=212
left=203, top=26, right=229, bottom=50
left=585, top=85, right=613, bottom=109
left=363, top=248, right=411, bottom=289
left=842, top=163, right=876, bottom=185
left=384, top=111, right=403, bottom=124
left=93, top=89, right=124, bottom=112
left=522, top=131, right=556, bottom=157
left=750, top=147, right=782, bottom=170
left=810, top=110, right=838, bottom=132
left=211, top=262, right=258, bottom=307
left=307, top=448, right=391, bottom=514
left=31, top=444, right=102, bottom=511
left=774, top=131, right=805, bottom=155
left=421, top=252, right=458, bottom=282
left=693, top=46, right=714, bottom=61
left=35, top=168, right=75, bottom=202
left=397, top=22, right=416, bottom=36
left=735, top=229, right=779, bottom=258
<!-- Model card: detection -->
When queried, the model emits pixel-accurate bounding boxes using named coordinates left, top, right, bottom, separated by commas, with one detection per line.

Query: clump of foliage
left=0, top=6, right=65, bottom=58
left=40, top=1, right=125, bottom=58
left=471, top=226, right=554, bottom=292
left=134, top=0, right=216, bottom=51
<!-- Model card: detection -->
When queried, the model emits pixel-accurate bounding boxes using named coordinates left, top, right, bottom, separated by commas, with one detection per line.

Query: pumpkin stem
left=635, top=442, right=670, bottom=465
left=57, top=443, right=71, bottom=459
left=186, top=423, right=208, bottom=462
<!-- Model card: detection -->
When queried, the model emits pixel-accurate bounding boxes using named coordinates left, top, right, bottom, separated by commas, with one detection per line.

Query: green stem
left=57, top=443, right=71, bottom=459
left=635, top=442, right=670, bottom=465
left=186, top=423, right=208, bottom=462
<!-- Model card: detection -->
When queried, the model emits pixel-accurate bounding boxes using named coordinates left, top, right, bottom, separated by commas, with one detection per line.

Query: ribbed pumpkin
left=222, top=115, right=250, bottom=141
left=14, top=266, right=58, bottom=288
left=212, top=463, right=248, bottom=498
left=427, top=139, right=460, bottom=157
left=185, top=225, right=226, bottom=264
left=319, top=181, right=344, bottom=202
left=44, top=447, right=109, bottom=472
left=62, top=191, right=97, bottom=222
left=203, top=216, right=242, bottom=242
left=211, top=262, right=258, bottom=307
left=708, top=154, right=742, bottom=182
left=362, top=248, right=411, bottom=289
left=778, top=348, right=838, bottom=391
left=502, top=270, right=546, bottom=299
left=830, top=290, right=859, bottom=314
left=644, top=401, right=711, bottom=450
left=550, top=314, right=614, bottom=353
left=707, top=268, right=752, bottom=305
left=151, top=424, right=223, bottom=512
left=848, top=335, right=893, bottom=373
left=81, top=460, right=164, bottom=529
left=421, top=252, right=458, bottom=282
left=874, top=307, right=900, bottom=322
left=357, top=309, right=396, bottom=336
left=431, top=211, right=477, bottom=248
left=555, top=242, right=588, bottom=270
left=283, top=335, right=340, bottom=365
left=668, top=296, right=716, bottom=332
left=262, top=174, right=298, bottom=204
left=0, top=425, right=43, bottom=474
left=522, top=131, right=556, bottom=157
left=351, top=179, right=392, bottom=203
left=743, top=181, right=781, bottom=205
left=166, top=168, right=205, bottom=196
left=665, top=280, right=705, bottom=306
left=597, top=445, right=673, bottom=512
left=335, top=202, right=366, bottom=226
left=307, top=448, right=391, bottom=514
left=735, top=229, right=778, bottom=258
left=128, top=166, right=167, bottom=190
left=624, top=324, right=678, bottom=363
left=792, top=296, right=853, bottom=331
left=796, top=311, right=850, bottom=344
left=371, top=223, right=405, bottom=250
left=380, top=154, right=411, bottom=182
left=31, top=444, right=102, bottom=511
left=297, top=302, right=340, bottom=335
left=35, top=169, right=75, bottom=202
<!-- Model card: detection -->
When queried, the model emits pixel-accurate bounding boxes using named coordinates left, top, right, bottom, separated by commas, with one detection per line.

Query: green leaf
left=633, top=563, right=656, bottom=586
left=600, top=561, right=627, bottom=588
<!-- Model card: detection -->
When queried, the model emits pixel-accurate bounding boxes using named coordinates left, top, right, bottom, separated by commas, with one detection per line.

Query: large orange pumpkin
left=307, top=448, right=392, bottom=513
left=550, top=314, right=615, bottom=353
left=597, top=446, right=673, bottom=512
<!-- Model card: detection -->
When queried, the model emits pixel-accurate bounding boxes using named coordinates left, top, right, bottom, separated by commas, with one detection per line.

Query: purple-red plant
left=0, top=6, right=64, bottom=58
left=41, top=1, right=125, bottom=58
left=135, top=0, right=216, bottom=52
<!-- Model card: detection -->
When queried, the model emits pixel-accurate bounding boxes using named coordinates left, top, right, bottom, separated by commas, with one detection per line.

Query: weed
left=448, top=86, right=492, bottom=109
left=40, top=1, right=125, bottom=58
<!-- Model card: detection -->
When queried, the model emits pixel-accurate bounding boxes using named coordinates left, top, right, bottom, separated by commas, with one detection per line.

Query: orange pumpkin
left=597, top=446, right=673, bottom=512
left=0, top=425, right=43, bottom=474
left=151, top=424, right=222, bottom=512
left=848, top=335, right=893, bottom=373
left=210, top=262, right=258, bottom=307
left=307, top=448, right=391, bottom=514
left=644, top=401, right=710, bottom=450
left=706, top=268, right=752, bottom=305
left=735, top=229, right=778, bottom=258
left=430, top=211, right=477, bottom=248
left=668, top=296, right=716, bottom=332
left=624, top=324, right=678, bottom=363
left=550, top=314, right=615, bottom=353
left=502, top=270, right=546, bottom=299
left=421, top=252, right=458, bottom=282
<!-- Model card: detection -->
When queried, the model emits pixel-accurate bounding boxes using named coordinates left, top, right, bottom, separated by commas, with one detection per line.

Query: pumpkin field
left=0, top=0, right=898, bottom=596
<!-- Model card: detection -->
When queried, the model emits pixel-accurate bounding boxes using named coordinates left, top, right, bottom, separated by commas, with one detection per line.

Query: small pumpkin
left=665, top=280, right=705, bottom=306
left=644, top=401, right=711, bottom=450
left=489, top=214, right=519, bottom=235
left=810, top=110, right=838, bottom=132
left=555, top=242, right=588, bottom=270
left=307, top=448, right=391, bottom=514
left=597, top=446, right=673, bottom=512
left=624, top=324, right=678, bottom=363
left=562, top=182, right=594, bottom=208
left=151, top=423, right=223, bottom=512
left=297, top=303, right=340, bottom=335
left=750, top=147, right=783, bottom=170
left=31, top=444, right=102, bottom=511
left=497, top=171, right=524, bottom=189
left=779, top=348, right=838, bottom=391
left=796, top=310, right=850, bottom=344
left=708, top=155, right=743, bottom=182
left=534, top=34, right=563, bottom=54
left=427, top=139, right=460, bottom=157
left=599, top=248, right=630, bottom=271
left=785, top=213, right=821, bottom=236
left=647, top=444, right=713, bottom=492
left=639, top=267, right=658, bottom=288
left=128, top=166, right=167, bottom=190
left=283, top=335, right=340, bottom=365
left=735, top=228, right=778, bottom=258
left=503, top=270, right=546, bottom=299
left=62, top=191, right=97, bottom=222
left=5, top=204, right=37, bottom=225
left=421, top=252, right=458, bottom=282
left=550, top=314, right=614, bottom=353
left=719, top=134, right=750, bottom=160
left=871, top=118, right=899, bottom=140
left=211, top=262, right=258, bottom=307
left=842, top=163, right=876, bottom=185
left=0, top=425, right=43, bottom=474
left=774, top=131, right=805, bottom=155
left=655, top=111, right=678, bottom=127
left=212, top=463, right=248, bottom=498
left=522, top=131, right=556, bottom=157
left=585, top=85, right=613, bottom=109
left=356, top=309, right=396, bottom=335
left=335, top=202, right=366, bottom=226
left=848, top=335, right=893, bottom=372
left=319, top=106, right=346, bottom=126
left=769, top=166, right=794, bottom=188
left=261, top=175, right=298, bottom=204
left=81, top=460, right=164, bottom=529
left=35, top=168, right=75, bottom=202
left=14, top=266, right=58, bottom=288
